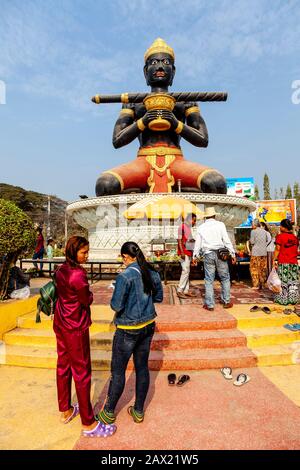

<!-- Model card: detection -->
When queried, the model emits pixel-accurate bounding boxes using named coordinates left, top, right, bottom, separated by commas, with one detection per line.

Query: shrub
left=0, top=199, right=36, bottom=299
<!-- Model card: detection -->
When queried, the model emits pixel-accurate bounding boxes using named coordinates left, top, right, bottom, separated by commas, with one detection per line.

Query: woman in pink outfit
left=53, top=236, right=116, bottom=438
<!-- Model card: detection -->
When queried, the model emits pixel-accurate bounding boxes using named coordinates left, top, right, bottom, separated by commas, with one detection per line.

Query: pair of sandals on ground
left=168, top=373, right=190, bottom=386
left=250, top=305, right=300, bottom=315
left=220, top=367, right=251, bottom=386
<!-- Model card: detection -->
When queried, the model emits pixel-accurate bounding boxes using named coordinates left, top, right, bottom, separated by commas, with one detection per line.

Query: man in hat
left=193, top=207, right=236, bottom=311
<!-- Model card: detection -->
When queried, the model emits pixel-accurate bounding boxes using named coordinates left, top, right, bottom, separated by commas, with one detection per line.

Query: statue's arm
left=112, top=107, right=141, bottom=149
left=160, top=103, right=208, bottom=147
left=180, top=105, right=208, bottom=147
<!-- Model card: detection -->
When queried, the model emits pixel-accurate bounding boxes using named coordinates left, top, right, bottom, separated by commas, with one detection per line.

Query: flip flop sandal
left=61, top=403, right=80, bottom=424
left=283, top=324, right=299, bottom=331
left=176, top=374, right=190, bottom=386
left=220, top=367, right=233, bottom=380
left=233, top=373, right=251, bottom=386
left=261, top=306, right=271, bottom=314
left=168, top=373, right=176, bottom=386
left=283, top=309, right=293, bottom=315
left=250, top=306, right=261, bottom=312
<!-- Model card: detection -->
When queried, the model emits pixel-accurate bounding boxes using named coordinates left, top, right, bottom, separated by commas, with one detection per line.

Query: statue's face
left=144, top=53, right=175, bottom=87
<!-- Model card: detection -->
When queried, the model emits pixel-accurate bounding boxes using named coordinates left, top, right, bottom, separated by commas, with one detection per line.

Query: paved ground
left=0, top=364, right=299, bottom=450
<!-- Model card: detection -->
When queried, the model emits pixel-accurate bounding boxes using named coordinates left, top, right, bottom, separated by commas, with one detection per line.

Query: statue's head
left=144, top=38, right=175, bottom=88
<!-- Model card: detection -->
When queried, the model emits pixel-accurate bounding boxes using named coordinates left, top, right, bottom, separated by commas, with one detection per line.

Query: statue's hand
left=159, top=110, right=179, bottom=130
left=142, top=110, right=162, bottom=127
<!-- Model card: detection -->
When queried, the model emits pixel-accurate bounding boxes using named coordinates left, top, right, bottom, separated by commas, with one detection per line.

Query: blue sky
left=1, top=0, right=300, bottom=202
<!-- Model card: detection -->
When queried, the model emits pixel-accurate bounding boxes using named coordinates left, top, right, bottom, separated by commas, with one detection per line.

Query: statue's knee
left=95, top=173, right=121, bottom=196
left=200, top=171, right=227, bottom=194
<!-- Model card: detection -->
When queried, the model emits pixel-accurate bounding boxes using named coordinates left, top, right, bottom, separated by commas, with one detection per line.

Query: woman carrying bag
left=54, top=236, right=116, bottom=438
left=97, top=241, right=163, bottom=425
left=273, top=219, right=299, bottom=306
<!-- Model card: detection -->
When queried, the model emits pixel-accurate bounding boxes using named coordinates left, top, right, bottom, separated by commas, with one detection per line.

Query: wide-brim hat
left=204, top=206, right=216, bottom=218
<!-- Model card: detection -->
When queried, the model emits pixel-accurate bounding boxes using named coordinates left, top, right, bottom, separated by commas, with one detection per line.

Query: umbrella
left=123, top=196, right=203, bottom=220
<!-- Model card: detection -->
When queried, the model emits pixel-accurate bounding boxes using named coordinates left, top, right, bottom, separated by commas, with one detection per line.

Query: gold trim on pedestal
left=103, top=171, right=125, bottom=191
left=185, top=106, right=199, bottom=117
left=175, top=121, right=184, bottom=134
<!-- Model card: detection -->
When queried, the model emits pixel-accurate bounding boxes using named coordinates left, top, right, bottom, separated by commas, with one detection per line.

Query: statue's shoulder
left=119, top=103, right=136, bottom=119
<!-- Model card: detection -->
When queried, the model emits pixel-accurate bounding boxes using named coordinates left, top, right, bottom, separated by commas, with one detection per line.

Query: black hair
left=280, top=219, right=293, bottom=232
left=121, top=241, right=156, bottom=295
left=260, top=222, right=270, bottom=233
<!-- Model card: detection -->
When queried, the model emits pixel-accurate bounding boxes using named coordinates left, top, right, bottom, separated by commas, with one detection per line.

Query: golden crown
left=144, top=38, right=175, bottom=62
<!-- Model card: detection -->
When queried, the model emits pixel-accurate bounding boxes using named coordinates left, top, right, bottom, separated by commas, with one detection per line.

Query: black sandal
left=168, top=373, right=176, bottom=386
left=176, top=375, right=190, bottom=386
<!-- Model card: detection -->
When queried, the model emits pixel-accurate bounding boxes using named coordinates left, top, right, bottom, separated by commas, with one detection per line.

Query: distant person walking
left=273, top=219, right=299, bottom=305
left=193, top=207, right=236, bottom=311
left=53, top=236, right=116, bottom=438
left=32, top=226, right=45, bottom=273
left=177, top=213, right=197, bottom=299
left=249, top=219, right=268, bottom=289
left=97, top=242, right=163, bottom=426
left=47, top=238, right=55, bottom=259
left=260, top=222, right=275, bottom=277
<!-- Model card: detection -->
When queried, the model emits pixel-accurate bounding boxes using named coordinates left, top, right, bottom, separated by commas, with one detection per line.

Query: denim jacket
left=111, top=262, right=163, bottom=326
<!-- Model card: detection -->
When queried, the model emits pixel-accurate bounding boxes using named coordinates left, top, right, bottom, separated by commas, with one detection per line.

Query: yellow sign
left=256, top=199, right=297, bottom=225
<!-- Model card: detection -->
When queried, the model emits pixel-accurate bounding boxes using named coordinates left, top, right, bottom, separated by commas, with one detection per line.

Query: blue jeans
left=203, top=252, right=231, bottom=308
left=32, top=248, right=44, bottom=271
left=105, top=322, right=155, bottom=414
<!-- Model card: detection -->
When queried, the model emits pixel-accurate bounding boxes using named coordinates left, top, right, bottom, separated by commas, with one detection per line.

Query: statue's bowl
left=143, top=93, right=176, bottom=131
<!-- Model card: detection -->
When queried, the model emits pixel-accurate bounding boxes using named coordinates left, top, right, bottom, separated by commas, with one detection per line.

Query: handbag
left=217, top=247, right=231, bottom=261
left=35, top=269, right=59, bottom=322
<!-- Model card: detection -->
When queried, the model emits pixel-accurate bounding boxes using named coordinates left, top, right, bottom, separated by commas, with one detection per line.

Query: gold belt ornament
left=138, top=146, right=183, bottom=157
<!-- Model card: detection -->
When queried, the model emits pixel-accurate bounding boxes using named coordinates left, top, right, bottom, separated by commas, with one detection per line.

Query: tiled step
left=241, top=326, right=300, bottom=348
left=0, top=344, right=257, bottom=370
left=232, top=310, right=300, bottom=329
left=4, top=328, right=247, bottom=351
left=253, top=344, right=300, bottom=366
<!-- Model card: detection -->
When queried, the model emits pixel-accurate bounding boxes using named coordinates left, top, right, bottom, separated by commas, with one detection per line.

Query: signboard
left=256, top=199, right=297, bottom=225
left=226, top=177, right=254, bottom=197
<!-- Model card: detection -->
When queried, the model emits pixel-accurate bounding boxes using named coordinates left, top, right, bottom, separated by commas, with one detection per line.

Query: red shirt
left=54, top=263, right=93, bottom=332
left=178, top=223, right=192, bottom=257
left=275, top=232, right=298, bottom=265
left=35, top=233, right=44, bottom=253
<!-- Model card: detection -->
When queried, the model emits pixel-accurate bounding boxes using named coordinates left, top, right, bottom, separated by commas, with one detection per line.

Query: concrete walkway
left=0, top=364, right=299, bottom=450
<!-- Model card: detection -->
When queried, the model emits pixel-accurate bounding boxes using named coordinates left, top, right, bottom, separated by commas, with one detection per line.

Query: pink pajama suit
left=53, top=263, right=94, bottom=426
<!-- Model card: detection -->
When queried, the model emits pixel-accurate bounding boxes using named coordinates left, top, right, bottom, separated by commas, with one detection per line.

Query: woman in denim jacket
left=97, top=241, right=163, bottom=425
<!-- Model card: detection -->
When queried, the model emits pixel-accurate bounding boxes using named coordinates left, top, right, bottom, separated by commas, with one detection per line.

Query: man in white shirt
left=193, top=207, right=236, bottom=311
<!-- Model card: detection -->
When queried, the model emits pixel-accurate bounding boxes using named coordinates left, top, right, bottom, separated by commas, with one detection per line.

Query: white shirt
left=193, top=218, right=235, bottom=258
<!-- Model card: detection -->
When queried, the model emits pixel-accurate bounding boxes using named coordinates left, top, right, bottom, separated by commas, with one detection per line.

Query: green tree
left=279, top=187, right=285, bottom=199
left=263, top=173, right=271, bottom=200
left=285, top=184, right=292, bottom=199
left=274, top=188, right=278, bottom=199
left=254, top=184, right=260, bottom=200
left=293, top=182, right=300, bottom=203
left=0, top=199, right=36, bottom=299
